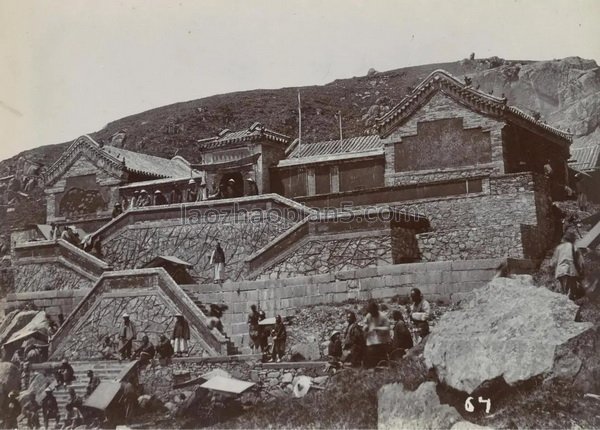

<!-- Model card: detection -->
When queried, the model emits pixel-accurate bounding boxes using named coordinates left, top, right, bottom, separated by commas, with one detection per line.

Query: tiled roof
left=377, top=69, right=572, bottom=144
left=569, top=144, right=600, bottom=171
left=197, top=122, right=291, bottom=150
left=102, top=146, right=193, bottom=178
left=288, top=135, right=383, bottom=159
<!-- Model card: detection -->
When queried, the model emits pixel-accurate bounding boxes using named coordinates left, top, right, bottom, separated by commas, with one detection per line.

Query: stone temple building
left=2, top=70, right=575, bottom=365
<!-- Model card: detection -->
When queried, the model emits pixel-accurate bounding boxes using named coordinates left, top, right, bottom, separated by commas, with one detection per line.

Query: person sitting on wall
left=172, top=314, right=190, bottom=357
left=132, top=335, right=155, bottom=365
left=391, top=310, right=413, bottom=358
left=118, top=314, right=137, bottom=360
left=86, top=370, right=101, bottom=397
left=156, top=334, right=175, bottom=362
left=270, top=315, right=287, bottom=363
left=130, top=190, right=139, bottom=209
left=60, top=226, right=80, bottom=247
left=342, top=311, right=365, bottom=367
left=154, top=190, right=168, bottom=205
left=137, top=190, right=151, bottom=207
left=54, top=358, right=76, bottom=389
left=225, top=179, right=236, bottom=198
left=409, top=288, right=432, bottom=343
left=111, top=202, right=123, bottom=218
left=245, top=178, right=258, bottom=196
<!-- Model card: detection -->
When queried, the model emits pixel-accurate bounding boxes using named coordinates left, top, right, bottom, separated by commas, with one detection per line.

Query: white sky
left=0, top=0, right=598, bottom=161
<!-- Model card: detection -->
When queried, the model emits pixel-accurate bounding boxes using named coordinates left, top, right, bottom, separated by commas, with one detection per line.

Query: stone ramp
left=34, top=360, right=136, bottom=420
left=577, top=217, right=600, bottom=249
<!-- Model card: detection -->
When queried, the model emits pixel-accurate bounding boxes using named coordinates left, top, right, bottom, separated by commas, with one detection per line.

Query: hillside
left=0, top=55, right=598, bottom=231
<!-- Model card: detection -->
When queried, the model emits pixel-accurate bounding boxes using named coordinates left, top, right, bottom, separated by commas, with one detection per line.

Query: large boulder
left=424, top=275, right=596, bottom=394
left=378, top=381, right=462, bottom=430
left=0, top=362, right=21, bottom=394
left=289, top=336, right=321, bottom=361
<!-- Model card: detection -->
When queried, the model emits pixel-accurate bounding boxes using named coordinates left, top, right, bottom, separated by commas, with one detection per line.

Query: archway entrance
left=219, top=172, right=244, bottom=198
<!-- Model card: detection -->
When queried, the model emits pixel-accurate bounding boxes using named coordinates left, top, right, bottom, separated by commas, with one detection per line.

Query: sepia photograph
left=0, top=0, right=599, bottom=428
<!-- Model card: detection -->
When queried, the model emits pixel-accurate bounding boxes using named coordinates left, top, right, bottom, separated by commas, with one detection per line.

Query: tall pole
left=336, top=111, right=343, bottom=152
left=298, top=91, right=302, bottom=144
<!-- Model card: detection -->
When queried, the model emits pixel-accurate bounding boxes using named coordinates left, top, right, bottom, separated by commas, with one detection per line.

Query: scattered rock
left=282, top=373, right=293, bottom=384
left=424, top=276, right=594, bottom=394
left=267, top=371, right=280, bottom=379
left=249, top=370, right=260, bottom=382
left=378, top=381, right=462, bottom=430
left=450, top=421, right=494, bottom=430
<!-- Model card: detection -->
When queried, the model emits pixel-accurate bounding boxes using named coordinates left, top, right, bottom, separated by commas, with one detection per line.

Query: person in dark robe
left=133, top=335, right=155, bottom=365
left=247, top=305, right=260, bottom=353
left=156, top=334, right=174, bottom=361
left=55, top=358, right=75, bottom=388
left=154, top=190, right=168, bottom=205
left=111, top=203, right=123, bottom=218
left=343, top=311, right=364, bottom=367
left=257, top=310, right=269, bottom=353
left=172, top=314, right=190, bottom=357
left=4, top=391, right=21, bottom=429
left=86, top=370, right=101, bottom=397
left=42, top=388, right=60, bottom=429
left=118, top=314, right=137, bottom=360
left=391, top=310, right=413, bottom=357
left=270, top=315, right=287, bottom=363
left=328, top=331, right=343, bottom=362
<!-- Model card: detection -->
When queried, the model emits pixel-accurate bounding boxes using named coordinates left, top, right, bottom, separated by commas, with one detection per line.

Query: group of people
left=49, top=224, right=102, bottom=257
left=2, top=364, right=102, bottom=429
left=330, top=288, right=430, bottom=369
left=247, top=306, right=287, bottom=362
left=100, top=313, right=192, bottom=364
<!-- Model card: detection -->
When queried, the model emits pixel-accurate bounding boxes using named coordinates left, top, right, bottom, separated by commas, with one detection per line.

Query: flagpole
left=298, top=91, right=302, bottom=143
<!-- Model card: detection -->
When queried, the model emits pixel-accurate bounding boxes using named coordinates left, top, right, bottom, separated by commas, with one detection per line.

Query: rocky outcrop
left=378, top=381, right=462, bottom=430
left=469, top=57, right=600, bottom=140
left=424, top=275, right=596, bottom=394
left=0, top=362, right=20, bottom=394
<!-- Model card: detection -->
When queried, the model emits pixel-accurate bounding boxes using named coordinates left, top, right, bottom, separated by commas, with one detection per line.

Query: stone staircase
left=180, top=286, right=241, bottom=355
left=40, top=360, right=136, bottom=416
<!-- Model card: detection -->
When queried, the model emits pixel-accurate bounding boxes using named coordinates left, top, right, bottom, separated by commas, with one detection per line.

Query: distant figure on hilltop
left=210, top=242, right=226, bottom=284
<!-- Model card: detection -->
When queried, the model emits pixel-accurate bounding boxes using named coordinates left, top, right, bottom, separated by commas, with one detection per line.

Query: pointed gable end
left=376, top=69, right=571, bottom=147
left=42, top=135, right=127, bottom=187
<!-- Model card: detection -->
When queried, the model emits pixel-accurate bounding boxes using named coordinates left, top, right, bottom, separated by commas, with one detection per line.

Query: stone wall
left=11, top=240, right=109, bottom=293
left=3, top=289, right=89, bottom=319
left=185, top=257, right=525, bottom=349
left=257, top=232, right=393, bottom=280
left=13, top=263, right=94, bottom=293
left=102, top=213, right=296, bottom=283
left=399, top=173, right=557, bottom=261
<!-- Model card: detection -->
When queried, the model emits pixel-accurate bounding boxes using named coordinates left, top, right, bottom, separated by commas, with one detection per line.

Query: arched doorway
left=219, top=172, right=244, bottom=198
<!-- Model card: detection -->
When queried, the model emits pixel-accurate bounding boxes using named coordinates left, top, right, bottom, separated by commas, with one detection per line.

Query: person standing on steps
left=172, top=314, right=190, bottom=357
left=210, top=242, right=226, bottom=284
left=42, top=388, right=60, bottom=429
left=118, top=313, right=137, bottom=360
